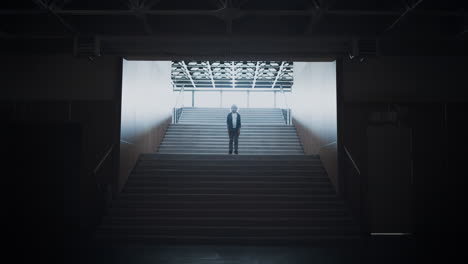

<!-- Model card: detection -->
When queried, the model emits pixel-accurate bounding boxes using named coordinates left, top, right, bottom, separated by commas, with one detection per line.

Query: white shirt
left=232, top=112, right=237, bottom=128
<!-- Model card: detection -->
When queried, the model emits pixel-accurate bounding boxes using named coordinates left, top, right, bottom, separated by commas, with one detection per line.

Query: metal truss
left=171, top=61, right=293, bottom=91
left=0, top=0, right=464, bottom=39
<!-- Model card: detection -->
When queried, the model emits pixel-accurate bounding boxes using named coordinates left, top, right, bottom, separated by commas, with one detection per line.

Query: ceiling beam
left=5, top=8, right=465, bottom=16
left=180, top=61, right=197, bottom=89
left=206, top=61, right=216, bottom=89
left=384, top=0, right=424, bottom=33
left=31, top=0, right=76, bottom=34
left=271, top=62, right=285, bottom=89
left=134, top=11, right=153, bottom=35
left=128, top=0, right=153, bottom=35
left=143, top=0, right=163, bottom=9
left=209, top=0, right=226, bottom=9
left=304, top=10, right=323, bottom=34
left=170, top=79, right=177, bottom=89
left=304, top=0, right=338, bottom=34
left=239, top=0, right=251, bottom=7
left=251, top=61, right=260, bottom=89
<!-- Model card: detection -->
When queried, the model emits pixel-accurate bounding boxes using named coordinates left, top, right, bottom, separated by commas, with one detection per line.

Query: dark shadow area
left=2, top=0, right=467, bottom=263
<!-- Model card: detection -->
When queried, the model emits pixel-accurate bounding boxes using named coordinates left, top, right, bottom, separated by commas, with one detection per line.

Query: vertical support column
left=247, top=90, right=250, bottom=108
left=113, top=57, right=123, bottom=198
left=192, top=90, right=195, bottom=107
left=220, top=90, right=223, bottom=108
left=274, top=91, right=277, bottom=108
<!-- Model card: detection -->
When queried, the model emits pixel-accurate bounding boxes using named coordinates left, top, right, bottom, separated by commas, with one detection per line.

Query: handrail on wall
left=93, top=144, right=114, bottom=177
left=320, top=141, right=337, bottom=149
left=344, top=145, right=361, bottom=175
left=344, top=144, right=367, bottom=235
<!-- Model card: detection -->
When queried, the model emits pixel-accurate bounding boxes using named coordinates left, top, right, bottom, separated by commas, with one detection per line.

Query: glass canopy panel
left=171, top=61, right=293, bottom=91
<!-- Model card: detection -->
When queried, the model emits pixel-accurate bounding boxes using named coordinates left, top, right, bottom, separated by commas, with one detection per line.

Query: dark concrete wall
left=1, top=54, right=123, bottom=248
left=342, top=56, right=468, bottom=102
left=1, top=54, right=119, bottom=100
left=2, top=53, right=467, bottom=253
left=339, top=56, right=468, bottom=236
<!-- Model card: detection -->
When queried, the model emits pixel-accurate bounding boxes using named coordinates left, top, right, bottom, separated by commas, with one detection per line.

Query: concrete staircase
left=95, top=154, right=361, bottom=245
left=158, top=107, right=303, bottom=155
left=94, top=107, right=360, bottom=246
left=177, top=107, right=287, bottom=125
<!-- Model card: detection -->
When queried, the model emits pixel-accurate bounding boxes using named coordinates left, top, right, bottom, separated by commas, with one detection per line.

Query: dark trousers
left=229, top=129, right=239, bottom=153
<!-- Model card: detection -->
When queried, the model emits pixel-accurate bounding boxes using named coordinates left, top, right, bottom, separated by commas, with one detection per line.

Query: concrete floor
left=79, top=236, right=419, bottom=264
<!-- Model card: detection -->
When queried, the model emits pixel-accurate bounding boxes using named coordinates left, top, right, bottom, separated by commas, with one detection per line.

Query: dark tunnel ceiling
left=0, top=0, right=467, bottom=56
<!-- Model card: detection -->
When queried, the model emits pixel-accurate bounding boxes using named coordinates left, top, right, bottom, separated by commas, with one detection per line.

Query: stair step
left=131, top=170, right=326, bottom=176
left=101, top=216, right=354, bottom=226
left=139, top=154, right=320, bottom=160
left=124, top=182, right=331, bottom=189
left=92, top=234, right=362, bottom=248
left=115, top=193, right=338, bottom=202
left=133, top=168, right=326, bottom=174
left=121, top=187, right=335, bottom=195
left=138, top=160, right=322, bottom=166
left=157, top=152, right=305, bottom=155
left=111, top=200, right=344, bottom=210
left=158, top=143, right=303, bottom=147
left=107, top=208, right=349, bottom=217
left=97, top=226, right=359, bottom=237
left=135, top=165, right=321, bottom=171
left=126, top=178, right=330, bottom=184
left=159, top=144, right=303, bottom=148
left=135, top=162, right=323, bottom=167
left=157, top=150, right=305, bottom=154
left=169, top=125, right=294, bottom=128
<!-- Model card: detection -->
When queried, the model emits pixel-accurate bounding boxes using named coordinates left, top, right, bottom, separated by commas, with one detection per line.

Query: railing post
left=220, top=90, right=223, bottom=108
left=274, top=91, right=277, bottom=108
left=192, top=90, right=195, bottom=107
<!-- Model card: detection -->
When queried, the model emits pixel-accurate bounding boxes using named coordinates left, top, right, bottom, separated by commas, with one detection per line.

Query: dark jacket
left=226, top=112, right=241, bottom=131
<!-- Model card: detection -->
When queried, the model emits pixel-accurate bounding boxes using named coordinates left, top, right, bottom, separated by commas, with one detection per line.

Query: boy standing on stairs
left=227, top=104, right=241, bottom=154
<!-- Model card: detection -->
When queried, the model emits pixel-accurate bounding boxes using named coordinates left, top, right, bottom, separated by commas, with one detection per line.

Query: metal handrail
left=120, top=139, right=134, bottom=145
left=278, top=85, right=292, bottom=125
left=320, top=141, right=337, bottom=149
left=173, top=84, right=185, bottom=123
left=279, top=85, right=289, bottom=109
left=93, top=144, right=114, bottom=177
left=343, top=144, right=366, bottom=234
left=174, top=84, right=185, bottom=109
left=344, top=145, right=361, bottom=175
